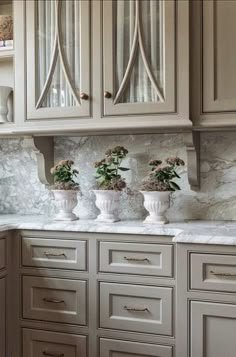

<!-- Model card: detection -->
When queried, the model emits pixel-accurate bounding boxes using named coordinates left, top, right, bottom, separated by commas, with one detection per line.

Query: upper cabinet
left=26, top=0, right=90, bottom=121
left=103, top=0, right=175, bottom=116
left=102, top=0, right=190, bottom=126
left=2, top=0, right=236, bottom=134
left=9, top=0, right=191, bottom=134
left=191, top=0, right=236, bottom=128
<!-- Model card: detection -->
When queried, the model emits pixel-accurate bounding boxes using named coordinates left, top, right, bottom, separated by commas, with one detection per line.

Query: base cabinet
left=0, top=277, right=5, bottom=357
left=191, top=301, right=236, bottom=357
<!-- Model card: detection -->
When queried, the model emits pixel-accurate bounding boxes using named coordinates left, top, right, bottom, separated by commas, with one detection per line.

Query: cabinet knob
left=104, top=91, right=112, bottom=99
left=80, top=93, right=89, bottom=100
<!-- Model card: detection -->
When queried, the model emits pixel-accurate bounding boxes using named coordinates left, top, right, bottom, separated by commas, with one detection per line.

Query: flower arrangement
left=141, top=157, right=185, bottom=192
left=50, top=160, right=79, bottom=191
left=94, top=146, right=129, bottom=191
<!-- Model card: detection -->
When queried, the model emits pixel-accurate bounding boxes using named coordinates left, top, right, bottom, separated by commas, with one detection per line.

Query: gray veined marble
left=0, top=215, right=236, bottom=245
left=0, top=132, right=235, bottom=221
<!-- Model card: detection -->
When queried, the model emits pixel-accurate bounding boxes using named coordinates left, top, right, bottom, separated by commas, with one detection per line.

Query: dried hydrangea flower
left=148, top=159, right=162, bottom=166
left=166, top=157, right=185, bottom=166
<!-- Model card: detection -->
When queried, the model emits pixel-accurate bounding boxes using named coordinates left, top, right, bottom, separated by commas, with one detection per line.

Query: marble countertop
left=0, top=215, right=235, bottom=245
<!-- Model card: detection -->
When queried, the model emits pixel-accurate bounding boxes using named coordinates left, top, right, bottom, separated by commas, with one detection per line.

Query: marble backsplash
left=0, top=132, right=235, bottom=221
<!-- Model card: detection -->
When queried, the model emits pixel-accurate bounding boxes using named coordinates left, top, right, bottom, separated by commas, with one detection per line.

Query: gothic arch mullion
left=113, top=0, right=139, bottom=105
left=137, top=1, right=164, bottom=102
left=36, top=0, right=59, bottom=109
left=57, top=0, right=81, bottom=106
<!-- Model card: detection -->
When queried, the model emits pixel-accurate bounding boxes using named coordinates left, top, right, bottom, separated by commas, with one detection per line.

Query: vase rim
left=93, top=189, right=121, bottom=194
left=140, top=190, right=171, bottom=193
left=51, top=189, right=78, bottom=193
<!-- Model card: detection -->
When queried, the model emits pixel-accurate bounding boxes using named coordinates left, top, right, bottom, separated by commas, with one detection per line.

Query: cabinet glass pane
left=114, top=0, right=163, bottom=104
left=36, top=0, right=80, bottom=109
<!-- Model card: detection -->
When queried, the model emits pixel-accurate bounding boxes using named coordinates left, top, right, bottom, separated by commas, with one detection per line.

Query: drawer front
left=22, top=276, right=87, bottom=325
left=100, top=282, right=173, bottom=335
left=0, top=238, right=6, bottom=270
left=23, top=329, right=87, bottom=357
left=22, top=237, right=87, bottom=270
left=100, top=338, right=173, bottom=357
left=99, top=241, right=173, bottom=277
left=191, top=253, right=236, bottom=293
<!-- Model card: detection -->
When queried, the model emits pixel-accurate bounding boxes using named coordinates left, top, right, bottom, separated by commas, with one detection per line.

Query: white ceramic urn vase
left=94, top=190, right=121, bottom=223
left=141, top=191, right=171, bottom=224
left=52, top=190, right=78, bottom=221
left=0, top=86, right=12, bottom=123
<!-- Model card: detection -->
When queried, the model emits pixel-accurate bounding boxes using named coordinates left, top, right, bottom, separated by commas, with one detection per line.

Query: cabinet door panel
left=26, top=0, right=90, bottom=120
left=103, top=0, right=176, bottom=116
left=191, top=301, right=236, bottom=357
left=203, top=0, right=236, bottom=113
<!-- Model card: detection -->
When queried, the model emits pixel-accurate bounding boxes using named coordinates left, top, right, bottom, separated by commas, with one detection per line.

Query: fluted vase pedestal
left=52, top=190, right=78, bottom=221
left=140, top=191, right=171, bottom=224
left=93, top=190, right=121, bottom=223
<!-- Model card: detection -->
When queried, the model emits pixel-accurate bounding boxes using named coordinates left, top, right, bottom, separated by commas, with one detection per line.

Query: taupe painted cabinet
left=177, top=244, right=236, bottom=357
left=192, top=0, right=236, bottom=127
left=4, top=229, right=236, bottom=357
left=11, top=0, right=191, bottom=135
left=12, top=230, right=176, bottom=357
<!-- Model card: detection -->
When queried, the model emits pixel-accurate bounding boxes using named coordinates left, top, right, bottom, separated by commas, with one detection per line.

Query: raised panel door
left=191, top=301, right=236, bottom=357
left=203, top=0, right=236, bottom=113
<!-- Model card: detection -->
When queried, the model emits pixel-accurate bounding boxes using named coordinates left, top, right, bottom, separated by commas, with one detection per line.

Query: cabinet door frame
left=202, top=0, right=236, bottom=114
left=191, top=0, right=236, bottom=128
left=103, top=0, right=175, bottom=116
left=26, top=0, right=91, bottom=120
left=191, top=300, right=236, bottom=357
left=102, top=0, right=191, bottom=128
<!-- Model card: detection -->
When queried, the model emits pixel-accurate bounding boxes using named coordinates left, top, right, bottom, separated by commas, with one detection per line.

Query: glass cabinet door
left=103, top=0, right=176, bottom=116
left=26, top=0, right=90, bottom=120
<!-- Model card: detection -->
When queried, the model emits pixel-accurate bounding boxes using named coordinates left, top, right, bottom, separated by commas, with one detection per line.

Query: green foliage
left=50, top=160, right=79, bottom=190
left=94, top=146, right=129, bottom=191
left=141, top=157, right=185, bottom=192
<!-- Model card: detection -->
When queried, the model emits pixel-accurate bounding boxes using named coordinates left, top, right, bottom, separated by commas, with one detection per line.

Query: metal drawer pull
left=210, top=270, right=236, bottom=277
left=43, top=298, right=65, bottom=304
left=124, top=305, right=149, bottom=312
left=44, top=252, right=67, bottom=258
left=124, top=257, right=150, bottom=262
left=43, top=351, right=64, bottom=357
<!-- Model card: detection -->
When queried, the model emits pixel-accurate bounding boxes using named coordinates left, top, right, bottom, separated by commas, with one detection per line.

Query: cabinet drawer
left=22, top=276, right=87, bottom=325
left=22, top=237, right=87, bottom=270
left=0, top=238, right=6, bottom=270
left=100, top=338, right=173, bottom=357
left=99, top=241, right=173, bottom=277
left=190, top=253, right=236, bottom=293
left=100, top=282, right=173, bottom=335
left=23, top=329, right=87, bottom=357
